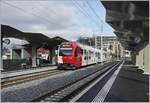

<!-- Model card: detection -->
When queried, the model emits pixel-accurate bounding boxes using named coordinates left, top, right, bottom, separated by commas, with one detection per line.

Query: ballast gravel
left=1, top=62, right=113, bottom=102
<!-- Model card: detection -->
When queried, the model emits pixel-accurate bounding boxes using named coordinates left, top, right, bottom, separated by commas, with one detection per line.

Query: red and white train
left=57, top=42, right=104, bottom=69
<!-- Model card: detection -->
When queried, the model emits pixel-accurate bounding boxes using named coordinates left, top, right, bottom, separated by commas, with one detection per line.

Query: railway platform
left=1, top=61, right=149, bottom=102
left=104, top=65, right=149, bottom=102
left=76, top=61, right=149, bottom=102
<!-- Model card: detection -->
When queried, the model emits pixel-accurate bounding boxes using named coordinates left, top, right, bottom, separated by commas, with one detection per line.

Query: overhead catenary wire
left=38, top=2, right=60, bottom=19
left=86, top=0, right=104, bottom=64
left=2, top=0, right=102, bottom=30
left=71, top=0, right=99, bottom=38
left=71, top=0, right=104, bottom=51
left=1, top=1, right=62, bottom=26
left=86, top=1, right=102, bottom=21
left=38, top=1, right=93, bottom=32
left=71, top=0, right=100, bottom=27
left=86, top=0, right=104, bottom=32
left=86, top=0, right=116, bottom=34
left=2, top=0, right=109, bottom=37
left=2, top=0, right=97, bottom=36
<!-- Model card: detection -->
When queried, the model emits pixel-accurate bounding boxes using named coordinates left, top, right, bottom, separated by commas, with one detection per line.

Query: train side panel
left=57, top=42, right=103, bottom=69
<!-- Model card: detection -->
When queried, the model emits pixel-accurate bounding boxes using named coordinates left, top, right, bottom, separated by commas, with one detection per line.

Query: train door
left=98, top=52, right=101, bottom=63
left=89, top=51, right=94, bottom=64
left=81, top=49, right=88, bottom=66
left=57, top=46, right=63, bottom=64
left=74, top=47, right=82, bottom=68
left=81, top=49, right=86, bottom=66
left=88, top=51, right=91, bottom=65
left=95, top=52, right=98, bottom=63
left=91, top=51, right=94, bottom=64
left=86, top=50, right=89, bottom=65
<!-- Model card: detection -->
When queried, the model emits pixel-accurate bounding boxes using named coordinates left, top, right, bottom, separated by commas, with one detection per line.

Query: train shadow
left=57, top=63, right=100, bottom=71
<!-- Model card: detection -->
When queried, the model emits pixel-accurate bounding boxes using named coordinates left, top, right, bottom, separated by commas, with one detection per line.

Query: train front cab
left=57, top=42, right=82, bottom=69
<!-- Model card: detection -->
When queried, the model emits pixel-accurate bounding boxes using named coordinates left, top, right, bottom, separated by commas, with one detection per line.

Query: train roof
left=77, top=42, right=102, bottom=52
left=60, top=41, right=102, bottom=52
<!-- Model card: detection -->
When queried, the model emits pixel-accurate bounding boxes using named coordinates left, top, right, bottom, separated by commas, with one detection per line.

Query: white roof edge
left=77, top=42, right=101, bottom=51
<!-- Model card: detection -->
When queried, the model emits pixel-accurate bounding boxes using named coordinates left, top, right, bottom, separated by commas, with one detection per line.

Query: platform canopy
left=1, top=25, right=68, bottom=47
left=101, top=1, right=149, bottom=52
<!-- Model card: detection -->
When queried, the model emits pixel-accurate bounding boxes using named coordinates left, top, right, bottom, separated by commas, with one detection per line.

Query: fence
left=3, top=59, right=32, bottom=71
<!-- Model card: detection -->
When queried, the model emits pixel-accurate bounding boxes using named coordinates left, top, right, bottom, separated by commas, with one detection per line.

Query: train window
left=95, top=52, right=98, bottom=57
left=89, top=56, right=91, bottom=59
left=59, top=48, right=72, bottom=56
left=98, top=53, right=100, bottom=59
left=89, top=51, right=91, bottom=59
left=90, top=51, right=93, bottom=59
left=81, top=49, right=83, bottom=55
left=75, top=48, right=78, bottom=57
left=84, top=50, right=86, bottom=55
left=85, top=50, right=88, bottom=60
left=84, top=56, right=86, bottom=60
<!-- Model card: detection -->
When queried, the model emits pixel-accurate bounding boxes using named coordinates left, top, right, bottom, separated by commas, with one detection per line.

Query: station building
left=1, top=25, right=68, bottom=71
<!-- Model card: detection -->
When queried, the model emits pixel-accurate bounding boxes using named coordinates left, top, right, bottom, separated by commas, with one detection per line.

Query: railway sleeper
left=36, top=61, right=121, bottom=102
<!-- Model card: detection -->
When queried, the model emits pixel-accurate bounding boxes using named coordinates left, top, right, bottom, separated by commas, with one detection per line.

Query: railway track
left=1, top=69, right=66, bottom=89
left=32, top=61, right=122, bottom=102
left=1, top=63, right=108, bottom=89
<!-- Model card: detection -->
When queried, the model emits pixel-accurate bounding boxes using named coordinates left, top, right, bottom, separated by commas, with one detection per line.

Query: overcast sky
left=1, top=0, right=115, bottom=42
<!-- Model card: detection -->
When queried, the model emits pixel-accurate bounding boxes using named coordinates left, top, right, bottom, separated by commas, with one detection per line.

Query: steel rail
left=1, top=69, right=65, bottom=89
left=32, top=61, right=121, bottom=102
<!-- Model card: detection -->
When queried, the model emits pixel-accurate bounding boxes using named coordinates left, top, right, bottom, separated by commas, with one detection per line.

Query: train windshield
left=59, top=48, right=72, bottom=56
